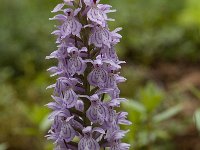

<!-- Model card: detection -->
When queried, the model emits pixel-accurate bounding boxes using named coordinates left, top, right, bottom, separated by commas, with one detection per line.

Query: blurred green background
left=0, top=0, right=200, bottom=149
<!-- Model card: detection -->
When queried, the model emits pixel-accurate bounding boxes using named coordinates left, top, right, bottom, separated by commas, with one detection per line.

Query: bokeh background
left=0, top=0, right=200, bottom=149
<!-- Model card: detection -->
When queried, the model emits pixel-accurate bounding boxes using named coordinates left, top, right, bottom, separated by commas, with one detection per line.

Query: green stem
left=79, top=13, right=92, bottom=126
left=83, top=49, right=92, bottom=126
left=101, top=93, right=105, bottom=101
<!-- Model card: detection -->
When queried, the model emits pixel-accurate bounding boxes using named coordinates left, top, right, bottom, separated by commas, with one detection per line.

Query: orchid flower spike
left=46, top=0, right=131, bottom=149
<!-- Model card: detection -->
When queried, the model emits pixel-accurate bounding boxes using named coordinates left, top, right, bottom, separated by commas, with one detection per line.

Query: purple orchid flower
left=102, top=98, right=131, bottom=131
left=87, top=58, right=108, bottom=87
left=89, top=25, right=112, bottom=48
left=67, top=46, right=87, bottom=75
left=52, top=0, right=75, bottom=13
left=46, top=0, right=131, bottom=149
left=50, top=8, right=82, bottom=39
left=100, top=45, right=119, bottom=63
left=84, top=0, right=116, bottom=27
left=75, top=99, right=84, bottom=112
left=78, top=126, right=105, bottom=150
left=46, top=116, right=76, bottom=143
left=106, top=130, right=130, bottom=150
left=85, top=94, right=109, bottom=124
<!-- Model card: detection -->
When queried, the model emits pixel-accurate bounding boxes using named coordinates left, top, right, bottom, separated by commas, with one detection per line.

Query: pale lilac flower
left=52, top=0, right=75, bottom=13
left=56, top=116, right=76, bottom=143
left=46, top=0, right=131, bottom=149
left=106, top=130, right=130, bottom=150
left=100, top=45, right=119, bottom=63
left=85, top=94, right=109, bottom=124
left=110, top=140, right=130, bottom=150
left=78, top=126, right=105, bottom=150
left=84, top=0, right=116, bottom=27
left=75, top=100, right=84, bottom=112
left=89, top=25, right=112, bottom=48
left=52, top=3, right=65, bottom=13
left=87, top=59, right=108, bottom=87
left=67, top=46, right=87, bottom=75
left=46, top=116, right=76, bottom=143
left=50, top=8, right=82, bottom=39
left=102, top=99, right=131, bottom=131
left=103, top=66, right=125, bottom=88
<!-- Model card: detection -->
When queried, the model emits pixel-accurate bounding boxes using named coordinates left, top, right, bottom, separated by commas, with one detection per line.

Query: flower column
left=46, top=0, right=131, bottom=149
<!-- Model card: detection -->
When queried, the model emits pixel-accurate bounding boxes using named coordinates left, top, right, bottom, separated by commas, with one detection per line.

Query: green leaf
left=153, top=104, right=182, bottom=123
left=0, top=143, right=8, bottom=150
left=190, top=86, right=200, bottom=100
left=124, top=99, right=146, bottom=113
left=139, top=82, right=165, bottom=112
left=194, top=108, right=200, bottom=132
left=39, top=114, right=51, bottom=132
left=29, top=105, right=50, bottom=125
left=122, top=99, right=146, bottom=124
left=154, top=129, right=170, bottom=140
left=137, top=131, right=149, bottom=146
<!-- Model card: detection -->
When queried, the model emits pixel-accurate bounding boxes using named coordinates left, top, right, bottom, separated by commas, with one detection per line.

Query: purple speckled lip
left=46, top=0, right=131, bottom=149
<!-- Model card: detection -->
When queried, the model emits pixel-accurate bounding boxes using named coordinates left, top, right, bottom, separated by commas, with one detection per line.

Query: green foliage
left=123, top=82, right=182, bottom=149
left=179, top=0, right=200, bottom=25
left=138, top=82, right=164, bottom=112
left=153, top=105, right=182, bottom=123
left=189, top=87, right=200, bottom=133
left=194, top=108, right=200, bottom=132
left=0, top=143, right=8, bottom=150
left=109, top=0, right=200, bottom=64
left=189, top=86, right=200, bottom=100
left=119, top=66, right=148, bottom=98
